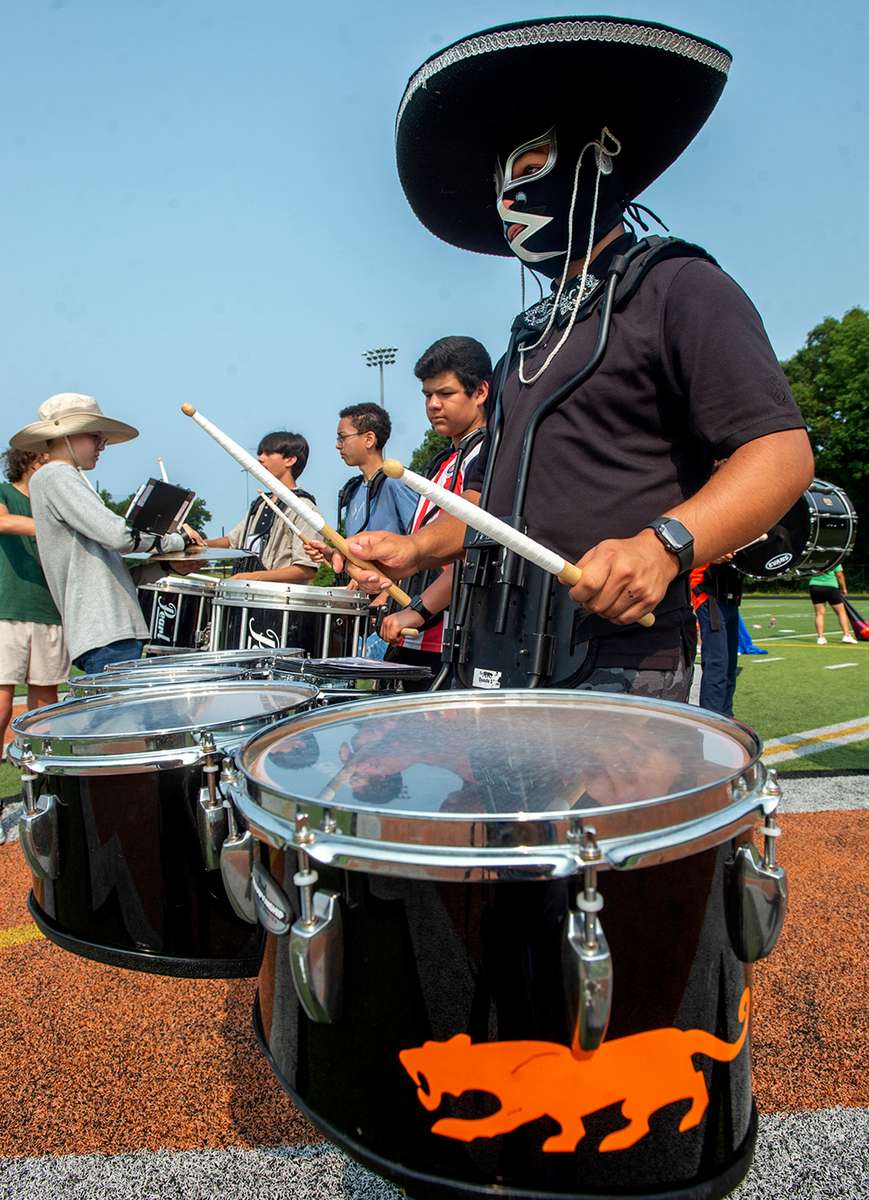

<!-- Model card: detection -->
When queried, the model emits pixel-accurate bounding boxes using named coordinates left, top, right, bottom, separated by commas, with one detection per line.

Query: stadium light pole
left=363, top=346, right=398, bottom=407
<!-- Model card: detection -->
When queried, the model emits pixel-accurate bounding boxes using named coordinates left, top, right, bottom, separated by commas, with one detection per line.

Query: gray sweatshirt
left=29, top=461, right=184, bottom=661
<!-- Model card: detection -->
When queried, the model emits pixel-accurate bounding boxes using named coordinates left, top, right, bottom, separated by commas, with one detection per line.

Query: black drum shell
left=29, top=766, right=262, bottom=977
left=214, top=604, right=359, bottom=659
left=254, top=843, right=754, bottom=1199
left=137, top=579, right=214, bottom=652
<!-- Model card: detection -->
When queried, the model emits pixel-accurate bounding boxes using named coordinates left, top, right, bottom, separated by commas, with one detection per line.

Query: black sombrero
left=395, top=15, right=731, bottom=256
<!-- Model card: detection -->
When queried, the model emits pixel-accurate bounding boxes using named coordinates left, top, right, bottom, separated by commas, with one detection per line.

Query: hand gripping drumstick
left=180, top=404, right=412, bottom=607
left=382, top=459, right=655, bottom=628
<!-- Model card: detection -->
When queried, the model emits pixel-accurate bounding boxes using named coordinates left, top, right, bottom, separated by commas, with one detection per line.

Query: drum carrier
left=439, top=238, right=716, bottom=690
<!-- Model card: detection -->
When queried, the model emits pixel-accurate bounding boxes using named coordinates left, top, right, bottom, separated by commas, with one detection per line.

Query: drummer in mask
left=333, top=14, right=814, bottom=701
left=206, top=431, right=322, bottom=583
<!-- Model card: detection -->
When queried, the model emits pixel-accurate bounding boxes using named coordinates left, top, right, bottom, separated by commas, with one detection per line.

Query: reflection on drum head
left=244, top=694, right=752, bottom=819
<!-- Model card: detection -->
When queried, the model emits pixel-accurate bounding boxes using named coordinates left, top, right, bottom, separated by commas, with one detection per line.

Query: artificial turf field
left=729, top=595, right=867, bottom=770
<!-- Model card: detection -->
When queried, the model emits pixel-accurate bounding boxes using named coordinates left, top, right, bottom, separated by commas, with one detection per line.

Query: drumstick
left=157, top=457, right=169, bottom=483
left=382, top=459, right=655, bottom=628
left=734, top=532, right=768, bottom=553
left=181, top=404, right=411, bottom=608
left=256, top=490, right=313, bottom=541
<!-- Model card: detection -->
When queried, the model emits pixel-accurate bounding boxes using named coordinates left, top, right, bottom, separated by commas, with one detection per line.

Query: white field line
left=763, top=715, right=869, bottom=763
left=824, top=663, right=859, bottom=670
left=751, top=657, right=785, bottom=663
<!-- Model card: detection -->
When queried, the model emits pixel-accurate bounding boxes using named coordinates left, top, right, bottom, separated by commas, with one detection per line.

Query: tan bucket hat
left=11, top=393, right=139, bottom=451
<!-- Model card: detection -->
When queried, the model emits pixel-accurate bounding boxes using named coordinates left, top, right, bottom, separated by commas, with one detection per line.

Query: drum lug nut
left=725, top=813, right=787, bottom=963
left=563, top=829, right=612, bottom=1054
left=219, top=793, right=257, bottom=925
left=18, top=756, right=60, bottom=882
left=196, top=731, right=227, bottom=871
left=290, top=840, right=344, bottom=1024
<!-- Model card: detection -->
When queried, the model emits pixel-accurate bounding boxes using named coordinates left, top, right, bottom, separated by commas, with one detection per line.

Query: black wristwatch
left=644, top=517, right=694, bottom=574
left=409, top=595, right=434, bottom=622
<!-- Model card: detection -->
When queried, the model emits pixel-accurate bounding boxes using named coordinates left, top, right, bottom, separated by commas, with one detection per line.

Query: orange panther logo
left=399, top=988, right=749, bottom=1153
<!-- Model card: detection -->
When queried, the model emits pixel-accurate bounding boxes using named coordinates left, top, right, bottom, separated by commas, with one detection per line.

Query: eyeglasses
left=87, top=433, right=108, bottom=449
left=335, top=432, right=366, bottom=445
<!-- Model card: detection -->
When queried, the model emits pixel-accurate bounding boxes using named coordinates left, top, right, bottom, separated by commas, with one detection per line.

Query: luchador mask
left=495, top=127, right=624, bottom=278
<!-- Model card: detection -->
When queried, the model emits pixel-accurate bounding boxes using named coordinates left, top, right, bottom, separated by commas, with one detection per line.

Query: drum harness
left=433, top=236, right=717, bottom=691
left=232, top=487, right=318, bottom=576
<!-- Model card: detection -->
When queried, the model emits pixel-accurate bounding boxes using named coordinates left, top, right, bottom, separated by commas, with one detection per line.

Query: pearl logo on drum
left=154, top=597, right=178, bottom=643
left=399, top=989, right=750, bottom=1154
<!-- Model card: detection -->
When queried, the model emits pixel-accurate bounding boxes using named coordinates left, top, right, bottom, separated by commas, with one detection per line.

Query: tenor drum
left=68, top=664, right=265, bottom=698
left=225, top=691, right=787, bottom=1200
left=9, top=679, right=318, bottom=977
left=734, top=478, right=857, bottom=579
left=136, top=574, right=216, bottom=652
left=211, top=580, right=369, bottom=658
left=105, top=647, right=308, bottom=673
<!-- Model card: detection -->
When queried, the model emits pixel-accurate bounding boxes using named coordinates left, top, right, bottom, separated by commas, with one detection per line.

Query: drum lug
left=725, top=776, right=788, bottom=963
left=196, top=731, right=227, bottom=871
left=290, top=814, right=344, bottom=1023
left=563, top=828, right=612, bottom=1054
left=218, top=760, right=258, bottom=923
left=18, top=754, right=60, bottom=882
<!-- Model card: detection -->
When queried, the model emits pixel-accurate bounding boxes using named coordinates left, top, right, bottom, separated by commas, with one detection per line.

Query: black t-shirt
left=466, top=242, right=805, bottom=666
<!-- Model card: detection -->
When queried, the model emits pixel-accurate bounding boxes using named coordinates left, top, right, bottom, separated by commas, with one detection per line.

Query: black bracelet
left=410, top=595, right=434, bottom=622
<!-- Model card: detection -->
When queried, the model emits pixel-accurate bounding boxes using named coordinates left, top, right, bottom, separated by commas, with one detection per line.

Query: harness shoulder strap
left=611, top=236, right=719, bottom=311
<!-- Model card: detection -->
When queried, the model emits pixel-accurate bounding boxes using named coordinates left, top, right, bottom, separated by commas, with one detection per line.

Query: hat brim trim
left=10, top=416, right=139, bottom=450
left=397, top=18, right=730, bottom=132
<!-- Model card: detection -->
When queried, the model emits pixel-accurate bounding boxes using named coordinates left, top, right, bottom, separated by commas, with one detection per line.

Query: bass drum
left=226, top=691, right=788, bottom=1200
left=8, top=679, right=318, bottom=978
left=734, top=478, right=857, bottom=579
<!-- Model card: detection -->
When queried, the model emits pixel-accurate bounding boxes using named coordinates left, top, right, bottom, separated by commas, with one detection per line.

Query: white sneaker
left=842, top=634, right=857, bottom=644
left=817, top=636, right=828, bottom=645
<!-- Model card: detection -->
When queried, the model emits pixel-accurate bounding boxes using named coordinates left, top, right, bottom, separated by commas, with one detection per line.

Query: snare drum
left=210, top=580, right=369, bottom=658
left=225, top=691, right=786, bottom=1199
left=136, top=574, right=216, bottom=651
left=9, top=679, right=318, bottom=977
left=292, top=657, right=433, bottom=700
left=735, top=477, right=857, bottom=579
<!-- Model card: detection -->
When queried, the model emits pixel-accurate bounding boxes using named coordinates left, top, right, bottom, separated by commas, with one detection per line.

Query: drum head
left=105, top=648, right=307, bottom=671
left=11, top=680, right=320, bottom=769
left=236, top=690, right=764, bottom=879
left=71, top=666, right=254, bottom=693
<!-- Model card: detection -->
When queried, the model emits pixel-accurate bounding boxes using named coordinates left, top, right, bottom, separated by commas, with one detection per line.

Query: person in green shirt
left=808, top=565, right=857, bottom=645
left=0, top=447, right=69, bottom=782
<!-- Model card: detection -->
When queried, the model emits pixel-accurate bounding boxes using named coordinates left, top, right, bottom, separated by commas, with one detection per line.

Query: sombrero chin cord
left=518, top=127, right=622, bottom=386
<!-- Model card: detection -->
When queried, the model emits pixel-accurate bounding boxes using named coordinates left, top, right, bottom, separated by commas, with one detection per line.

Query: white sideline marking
left=825, top=663, right=859, bottom=670
left=763, top=715, right=869, bottom=763
left=751, top=657, right=785, bottom=663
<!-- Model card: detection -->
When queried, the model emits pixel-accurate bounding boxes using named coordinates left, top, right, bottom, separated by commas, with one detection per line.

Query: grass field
left=1, top=597, right=865, bottom=801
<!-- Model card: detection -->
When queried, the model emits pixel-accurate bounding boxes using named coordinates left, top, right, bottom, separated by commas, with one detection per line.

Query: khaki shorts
left=0, top=620, right=70, bottom=686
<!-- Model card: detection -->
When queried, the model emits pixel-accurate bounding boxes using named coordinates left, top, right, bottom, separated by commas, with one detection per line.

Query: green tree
left=781, top=307, right=869, bottom=563
left=409, top=428, right=450, bottom=474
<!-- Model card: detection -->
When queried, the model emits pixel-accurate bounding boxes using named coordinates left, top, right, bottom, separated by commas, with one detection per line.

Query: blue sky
left=1, top=0, right=866, bottom=533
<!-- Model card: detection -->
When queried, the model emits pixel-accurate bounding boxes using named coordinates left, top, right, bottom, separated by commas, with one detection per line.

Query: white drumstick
left=180, top=404, right=411, bottom=607
left=256, top=490, right=310, bottom=541
left=157, top=457, right=169, bottom=483
left=382, top=459, right=655, bottom=628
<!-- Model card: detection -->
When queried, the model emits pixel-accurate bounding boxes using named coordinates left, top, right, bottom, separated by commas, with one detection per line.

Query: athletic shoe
left=842, top=634, right=857, bottom=644
left=817, top=636, right=828, bottom=645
